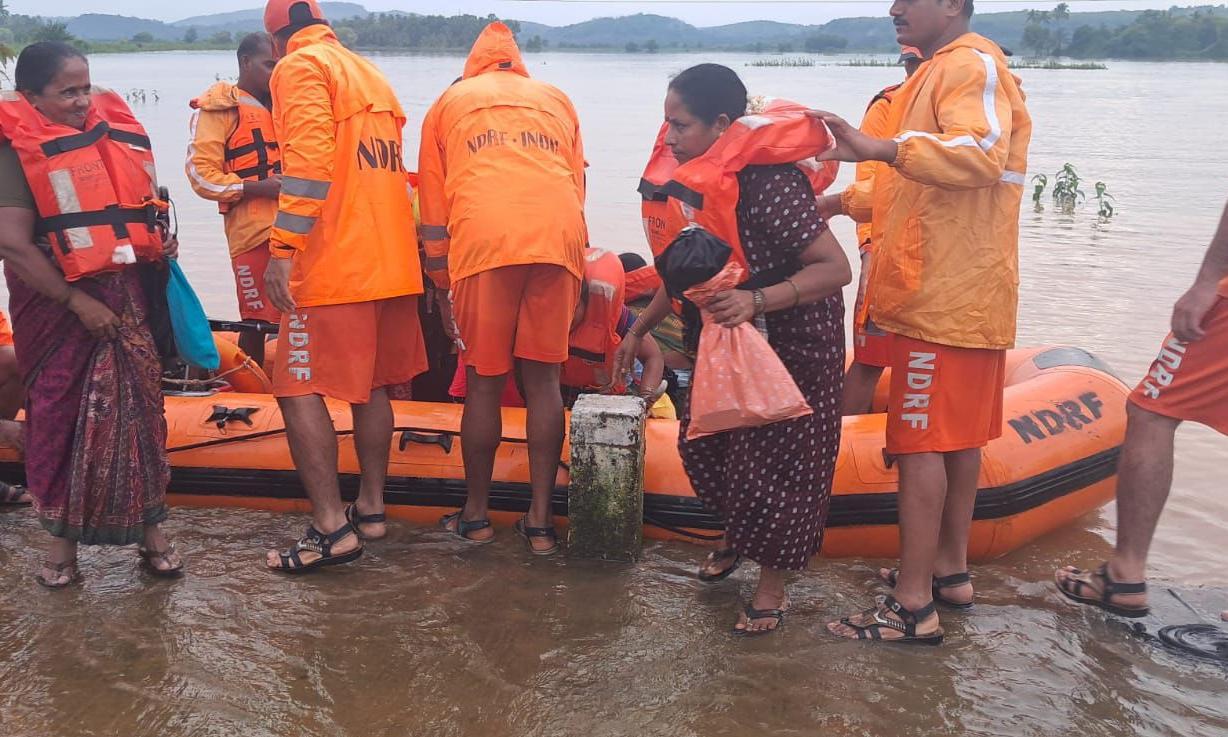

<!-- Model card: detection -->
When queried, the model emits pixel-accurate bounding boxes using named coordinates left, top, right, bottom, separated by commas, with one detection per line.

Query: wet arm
left=268, top=58, right=335, bottom=260
left=0, top=208, right=73, bottom=301
left=1193, top=200, right=1228, bottom=289
left=891, top=53, right=1013, bottom=189
left=760, top=228, right=851, bottom=313
left=634, top=331, right=664, bottom=398
left=185, top=108, right=245, bottom=204
left=417, top=103, right=452, bottom=288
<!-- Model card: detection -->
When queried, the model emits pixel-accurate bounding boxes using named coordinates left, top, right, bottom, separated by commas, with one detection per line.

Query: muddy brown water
left=2, top=52, right=1227, bottom=736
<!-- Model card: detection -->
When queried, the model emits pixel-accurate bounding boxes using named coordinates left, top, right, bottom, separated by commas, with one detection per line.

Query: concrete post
left=567, top=394, right=647, bottom=562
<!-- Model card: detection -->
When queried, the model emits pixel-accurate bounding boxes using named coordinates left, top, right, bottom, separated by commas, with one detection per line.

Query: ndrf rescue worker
left=823, top=46, right=924, bottom=416
left=186, top=33, right=281, bottom=367
left=261, top=0, right=427, bottom=572
left=1056, top=200, right=1228, bottom=623
left=813, top=0, right=1031, bottom=643
left=418, top=22, right=587, bottom=556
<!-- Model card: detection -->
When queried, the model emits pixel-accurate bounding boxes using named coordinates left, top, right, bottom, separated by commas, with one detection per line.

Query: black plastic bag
left=653, top=226, right=733, bottom=299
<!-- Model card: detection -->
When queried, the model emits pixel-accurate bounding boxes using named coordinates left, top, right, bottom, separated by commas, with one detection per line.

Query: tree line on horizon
left=1022, top=3, right=1228, bottom=59
left=0, top=2, right=1227, bottom=61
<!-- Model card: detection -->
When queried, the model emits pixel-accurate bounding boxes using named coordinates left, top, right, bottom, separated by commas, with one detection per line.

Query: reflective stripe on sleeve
left=423, top=255, right=449, bottom=272
left=281, top=176, right=331, bottom=200
left=418, top=224, right=450, bottom=240
left=274, top=210, right=317, bottom=234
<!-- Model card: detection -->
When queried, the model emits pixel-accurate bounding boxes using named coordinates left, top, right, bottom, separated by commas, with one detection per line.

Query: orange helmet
left=898, top=46, right=923, bottom=63
left=264, top=0, right=326, bottom=35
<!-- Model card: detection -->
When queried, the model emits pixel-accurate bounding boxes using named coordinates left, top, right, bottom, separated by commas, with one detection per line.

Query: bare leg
left=830, top=451, right=943, bottom=639
left=0, top=346, right=22, bottom=420
left=266, top=394, right=358, bottom=567
left=350, top=387, right=392, bottom=539
left=842, top=363, right=884, bottom=416
left=1111, top=404, right=1180, bottom=580
left=930, top=448, right=981, bottom=605
left=238, top=329, right=266, bottom=370
left=735, top=566, right=789, bottom=633
left=1055, top=403, right=1179, bottom=608
left=453, top=366, right=504, bottom=541
left=517, top=359, right=565, bottom=552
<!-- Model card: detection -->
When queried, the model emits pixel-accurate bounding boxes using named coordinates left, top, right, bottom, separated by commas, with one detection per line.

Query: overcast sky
left=28, top=0, right=1198, bottom=27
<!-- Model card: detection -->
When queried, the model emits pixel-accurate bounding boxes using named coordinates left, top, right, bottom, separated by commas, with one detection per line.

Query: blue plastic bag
left=166, top=260, right=220, bottom=370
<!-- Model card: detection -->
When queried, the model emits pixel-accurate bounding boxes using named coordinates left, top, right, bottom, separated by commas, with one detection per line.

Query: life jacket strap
left=40, top=121, right=151, bottom=157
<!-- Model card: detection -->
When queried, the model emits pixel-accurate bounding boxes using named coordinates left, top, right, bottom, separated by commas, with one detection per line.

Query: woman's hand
left=68, top=289, right=121, bottom=340
left=611, top=333, right=641, bottom=387
left=161, top=234, right=179, bottom=260
left=707, top=289, right=756, bottom=327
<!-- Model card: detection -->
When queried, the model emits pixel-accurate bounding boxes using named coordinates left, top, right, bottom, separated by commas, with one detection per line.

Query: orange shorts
left=1128, top=296, right=1228, bottom=434
left=853, top=315, right=891, bottom=368
left=0, top=310, right=12, bottom=348
left=451, top=264, right=580, bottom=377
left=271, top=295, right=427, bottom=404
left=886, top=334, right=1006, bottom=454
left=231, top=245, right=281, bottom=324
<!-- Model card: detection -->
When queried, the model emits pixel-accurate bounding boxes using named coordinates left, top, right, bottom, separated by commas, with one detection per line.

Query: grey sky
left=31, top=0, right=1195, bottom=27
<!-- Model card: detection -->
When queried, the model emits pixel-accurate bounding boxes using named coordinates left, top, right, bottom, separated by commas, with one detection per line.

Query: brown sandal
left=1056, top=563, right=1149, bottom=618
left=0, top=481, right=30, bottom=506
left=139, top=544, right=184, bottom=578
left=35, top=559, right=82, bottom=589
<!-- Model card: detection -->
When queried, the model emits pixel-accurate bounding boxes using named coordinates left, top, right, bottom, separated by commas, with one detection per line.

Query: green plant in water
left=1031, top=173, right=1048, bottom=212
left=1092, top=181, right=1115, bottom=222
left=1051, top=163, right=1084, bottom=215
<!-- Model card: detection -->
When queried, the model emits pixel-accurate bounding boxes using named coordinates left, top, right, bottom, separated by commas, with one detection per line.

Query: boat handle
left=399, top=430, right=454, bottom=455
left=207, top=405, right=259, bottom=431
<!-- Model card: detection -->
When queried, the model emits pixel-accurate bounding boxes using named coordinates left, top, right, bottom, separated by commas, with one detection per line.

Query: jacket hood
left=933, top=32, right=1008, bottom=63
left=190, top=81, right=240, bottom=111
left=462, top=22, right=528, bottom=79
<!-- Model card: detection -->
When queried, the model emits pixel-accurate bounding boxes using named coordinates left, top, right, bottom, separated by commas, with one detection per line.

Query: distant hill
left=64, top=3, right=371, bottom=41
left=173, top=2, right=368, bottom=28
left=44, top=3, right=1228, bottom=54
left=65, top=13, right=181, bottom=41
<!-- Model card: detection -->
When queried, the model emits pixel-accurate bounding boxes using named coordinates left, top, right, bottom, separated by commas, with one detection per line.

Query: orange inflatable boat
left=0, top=342, right=1127, bottom=561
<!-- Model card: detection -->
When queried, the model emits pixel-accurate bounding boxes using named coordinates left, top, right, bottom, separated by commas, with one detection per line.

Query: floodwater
left=2, top=51, right=1227, bottom=736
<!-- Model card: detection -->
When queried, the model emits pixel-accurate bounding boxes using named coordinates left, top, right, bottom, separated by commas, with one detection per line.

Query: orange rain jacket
left=842, top=84, right=900, bottom=255
left=186, top=82, right=280, bottom=258
left=417, top=22, right=587, bottom=290
left=842, top=33, right=1031, bottom=350
left=269, top=24, right=422, bottom=307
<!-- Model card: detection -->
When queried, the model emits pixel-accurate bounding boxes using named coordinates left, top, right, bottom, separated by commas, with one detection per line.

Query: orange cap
left=898, top=46, right=923, bottom=62
left=264, top=0, right=325, bottom=35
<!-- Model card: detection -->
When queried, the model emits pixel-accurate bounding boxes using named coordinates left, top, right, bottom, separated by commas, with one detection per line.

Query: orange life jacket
left=561, top=248, right=626, bottom=392
left=0, top=88, right=166, bottom=281
left=639, top=97, right=838, bottom=265
left=219, top=89, right=279, bottom=214
left=624, top=264, right=663, bottom=302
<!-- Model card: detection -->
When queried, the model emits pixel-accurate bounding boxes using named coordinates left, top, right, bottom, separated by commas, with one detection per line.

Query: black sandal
left=439, top=511, right=494, bottom=544
left=1056, top=563, right=1149, bottom=618
left=0, top=481, right=30, bottom=506
left=268, top=523, right=363, bottom=574
left=35, top=559, right=82, bottom=589
left=732, top=604, right=786, bottom=637
left=838, top=595, right=945, bottom=645
left=514, top=515, right=559, bottom=556
left=346, top=503, right=388, bottom=540
left=698, top=548, right=742, bottom=582
left=882, top=568, right=974, bottom=610
left=138, top=544, right=184, bottom=578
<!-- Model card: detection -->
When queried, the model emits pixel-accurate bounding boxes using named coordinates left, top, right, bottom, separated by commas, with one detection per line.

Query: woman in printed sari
left=616, top=65, right=850, bottom=635
left=0, top=42, right=182, bottom=587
